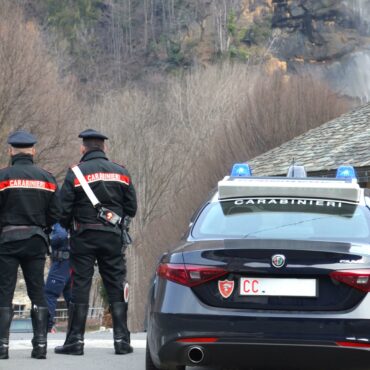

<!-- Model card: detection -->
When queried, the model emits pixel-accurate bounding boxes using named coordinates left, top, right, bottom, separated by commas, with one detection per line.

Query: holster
left=121, top=230, right=132, bottom=249
left=121, top=216, right=132, bottom=249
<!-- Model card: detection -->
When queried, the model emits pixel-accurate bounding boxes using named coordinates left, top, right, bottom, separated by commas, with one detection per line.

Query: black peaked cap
left=78, top=129, right=108, bottom=140
left=7, top=130, right=37, bottom=148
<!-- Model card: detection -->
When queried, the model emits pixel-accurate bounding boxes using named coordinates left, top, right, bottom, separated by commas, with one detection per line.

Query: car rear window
left=192, top=198, right=370, bottom=241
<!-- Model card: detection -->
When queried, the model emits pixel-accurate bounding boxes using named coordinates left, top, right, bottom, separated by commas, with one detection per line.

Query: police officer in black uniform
left=55, top=129, right=137, bottom=356
left=0, top=131, right=60, bottom=360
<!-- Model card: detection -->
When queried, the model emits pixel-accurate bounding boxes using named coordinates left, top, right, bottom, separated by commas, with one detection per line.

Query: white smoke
left=343, top=0, right=370, bottom=33
left=328, top=52, right=370, bottom=103
left=323, top=1, right=370, bottom=101
left=287, top=1, right=370, bottom=101
left=346, top=0, right=370, bottom=17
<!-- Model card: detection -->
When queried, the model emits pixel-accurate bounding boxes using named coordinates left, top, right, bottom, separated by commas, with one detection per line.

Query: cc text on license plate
left=239, top=277, right=317, bottom=297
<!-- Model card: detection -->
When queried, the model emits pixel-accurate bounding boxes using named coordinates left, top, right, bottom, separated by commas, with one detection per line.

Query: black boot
left=54, top=303, right=88, bottom=355
left=31, top=306, right=48, bottom=359
left=110, top=302, right=133, bottom=355
left=0, top=307, right=13, bottom=360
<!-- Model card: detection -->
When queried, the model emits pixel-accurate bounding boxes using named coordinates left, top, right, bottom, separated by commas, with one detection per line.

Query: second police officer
left=55, top=129, right=137, bottom=356
left=0, top=131, right=60, bottom=360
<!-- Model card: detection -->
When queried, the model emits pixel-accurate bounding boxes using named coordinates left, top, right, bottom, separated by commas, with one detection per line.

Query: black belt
left=72, top=222, right=121, bottom=235
left=73, top=222, right=109, bottom=230
left=51, top=250, right=70, bottom=261
left=0, top=225, right=48, bottom=244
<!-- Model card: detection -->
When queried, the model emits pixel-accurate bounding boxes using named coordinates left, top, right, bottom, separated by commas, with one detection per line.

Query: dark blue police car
left=146, top=165, right=370, bottom=370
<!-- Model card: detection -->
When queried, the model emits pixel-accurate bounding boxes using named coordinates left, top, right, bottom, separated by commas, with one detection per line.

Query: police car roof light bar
left=218, top=176, right=361, bottom=203
left=231, top=163, right=252, bottom=177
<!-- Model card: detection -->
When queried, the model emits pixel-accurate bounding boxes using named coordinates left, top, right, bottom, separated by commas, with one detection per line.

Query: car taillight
left=330, top=270, right=370, bottom=292
left=157, top=263, right=227, bottom=287
left=336, top=341, right=370, bottom=348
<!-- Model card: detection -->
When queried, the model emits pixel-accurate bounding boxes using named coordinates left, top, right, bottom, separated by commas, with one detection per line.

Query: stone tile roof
left=249, top=103, right=370, bottom=176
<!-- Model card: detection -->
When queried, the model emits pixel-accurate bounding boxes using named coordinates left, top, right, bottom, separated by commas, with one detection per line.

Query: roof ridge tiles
left=249, top=103, right=370, bottom=176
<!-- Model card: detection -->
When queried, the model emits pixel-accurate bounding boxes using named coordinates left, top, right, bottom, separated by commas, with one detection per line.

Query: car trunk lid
left=181, top=239, right=370, bottom=311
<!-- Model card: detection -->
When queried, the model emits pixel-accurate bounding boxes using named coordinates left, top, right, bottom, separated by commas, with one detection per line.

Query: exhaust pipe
left=188, top=346, right=204, bottom=364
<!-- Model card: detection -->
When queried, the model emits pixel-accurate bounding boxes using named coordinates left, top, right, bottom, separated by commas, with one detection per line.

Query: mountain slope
left=24, top=0, right=370, bottom=99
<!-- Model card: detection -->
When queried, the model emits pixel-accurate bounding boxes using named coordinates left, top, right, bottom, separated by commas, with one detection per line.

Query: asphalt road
left=4, top=331, right=211, bottom=370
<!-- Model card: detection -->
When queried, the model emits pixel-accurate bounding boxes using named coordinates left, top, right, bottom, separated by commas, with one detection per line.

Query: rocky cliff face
left=269, top=0, right=370, bottom=101
left=273, top=0, right=367, bottom=61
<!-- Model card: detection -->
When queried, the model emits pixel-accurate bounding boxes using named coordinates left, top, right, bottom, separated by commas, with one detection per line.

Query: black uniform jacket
left=60, top=150, right=137, bottom=229
left=0, top=154, right=60, bottom=241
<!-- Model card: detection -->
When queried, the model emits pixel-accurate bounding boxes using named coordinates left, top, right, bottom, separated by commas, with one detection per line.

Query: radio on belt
left=97, top=206, right=122, bottom=226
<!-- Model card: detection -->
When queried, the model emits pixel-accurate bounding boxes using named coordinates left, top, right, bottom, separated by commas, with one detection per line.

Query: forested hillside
left=1, top=0, right=356, bottom=329
left=22, top=0, right=370, bottom=100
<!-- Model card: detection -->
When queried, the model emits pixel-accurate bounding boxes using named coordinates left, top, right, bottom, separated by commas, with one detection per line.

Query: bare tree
left=0, top=1, right=83, bottom=177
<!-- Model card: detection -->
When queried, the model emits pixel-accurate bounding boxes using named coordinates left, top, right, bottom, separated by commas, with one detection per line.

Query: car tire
left=146, top=340, right=185, bottom=370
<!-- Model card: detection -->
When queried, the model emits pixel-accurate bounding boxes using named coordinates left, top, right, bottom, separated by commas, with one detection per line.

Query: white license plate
left=239, top=277, right=317, bottom=297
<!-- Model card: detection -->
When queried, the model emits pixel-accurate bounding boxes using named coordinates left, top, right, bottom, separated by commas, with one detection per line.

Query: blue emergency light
left=336, top=165, right=357, bottom=180
left=231, top=163, right=252, bottom=177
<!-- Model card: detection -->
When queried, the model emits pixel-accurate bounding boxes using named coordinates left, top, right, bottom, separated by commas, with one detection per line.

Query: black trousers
left=0, top=236, right=47, bottom=307
left=70, top=230, right=125, bottom=304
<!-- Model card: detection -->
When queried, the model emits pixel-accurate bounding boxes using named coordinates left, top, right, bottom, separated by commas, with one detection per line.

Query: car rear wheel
left=146, top=340, right=185, bottom=370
